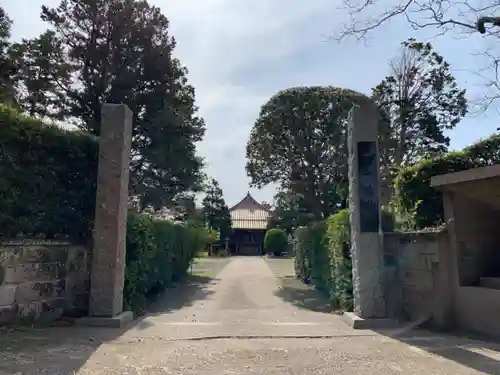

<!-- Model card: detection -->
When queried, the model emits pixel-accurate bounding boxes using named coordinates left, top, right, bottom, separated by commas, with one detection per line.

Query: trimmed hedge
left=294, top=208, right=394, bottom=311
left=124, top=213, right=206, bottom=311
left=0, top=105, right=210, bottom=313
left=326, top=209, right=352, bottom=310
left=0, top=105, right=98, bottom=240
left=395, top=133, right=500, bottom=229
left=264, top=228, right=288, bottom=255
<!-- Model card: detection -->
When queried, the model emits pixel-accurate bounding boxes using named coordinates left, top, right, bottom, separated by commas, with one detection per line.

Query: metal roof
left=230, top=192, right=271, bottom=230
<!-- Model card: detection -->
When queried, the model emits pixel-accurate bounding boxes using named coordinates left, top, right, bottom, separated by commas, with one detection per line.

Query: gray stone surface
left=343, top=311, right=399, bottom=330
left=347, top=102, right=386, bottom=319
left=76, top=310, right=133, bottom=328
left=0, top=285, right=16, bottom=307
left=0, top=241, right=90, bottom=325
left=89, top=104, right=133, bottom=318
left=0, top=257, right=497, bottom=374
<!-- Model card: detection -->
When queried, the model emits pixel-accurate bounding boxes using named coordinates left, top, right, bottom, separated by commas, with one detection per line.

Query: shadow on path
left=0, top=260, right=227, bottom=375
left=274, top=276, right=333, bottom=313
left=376, top=329, right=500, bottom=374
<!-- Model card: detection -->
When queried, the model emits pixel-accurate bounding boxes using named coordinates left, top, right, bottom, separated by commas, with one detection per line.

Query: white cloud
left=5, top=0, right=497, bottom=207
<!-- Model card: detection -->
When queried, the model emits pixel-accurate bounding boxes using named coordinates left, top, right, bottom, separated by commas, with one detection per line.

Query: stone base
left=342, top=312, right=399, bottom=330
left=76, top=311, right=133, bottom=328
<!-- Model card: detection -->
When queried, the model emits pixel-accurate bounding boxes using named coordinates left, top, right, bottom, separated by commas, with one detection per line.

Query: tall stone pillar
left=343, top=101, right=394, bottom=328
left=78, top=104, right=133, bottom=328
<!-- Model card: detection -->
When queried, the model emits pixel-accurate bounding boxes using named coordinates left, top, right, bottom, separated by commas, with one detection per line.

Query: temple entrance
left=229, top=192, right=271, bottom=256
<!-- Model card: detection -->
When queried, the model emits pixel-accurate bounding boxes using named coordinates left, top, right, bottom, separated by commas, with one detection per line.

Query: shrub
left=326, top=209, right=352, bottom=310
left=264, top=228, right=288, bottom=256
left=124, top=212, right=208, bottom=311
left=395, top=133, right=500, bottom=229
left=0, top=105, right=98, bottom=240
left=293, top=207, right=396, bottom=311
left=294, top=226, right=312, bottom=282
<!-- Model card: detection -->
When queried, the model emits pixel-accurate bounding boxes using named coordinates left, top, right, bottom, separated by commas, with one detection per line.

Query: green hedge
left=326, top=209, right=352, bottom=310
left=293, top=208, right=394, bottom=311
left=0, top=105, right=210, bottom=313
left=124, top=212, right=207, bottom=311
left=264, top=228, right=288, bottom=255
left=395, top=133, right=500, bottom=229
left=0, top=105, right=98, bottom=240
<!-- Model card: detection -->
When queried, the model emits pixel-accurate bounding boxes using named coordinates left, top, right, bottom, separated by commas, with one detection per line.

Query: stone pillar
left=346, top=101, right=386, bottom=320
left=80, top=104, right=133, bottom=327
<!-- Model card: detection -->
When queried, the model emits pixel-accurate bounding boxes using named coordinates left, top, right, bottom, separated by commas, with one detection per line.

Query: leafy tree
left=38, top=0, right=205, bottom=209
left=373, top=39, right=467, bottom=184
left=246, top=86, right=362, bottom=219
left=0, top=7, right=16, bottom=106
left=271, top=188, right=313, bottom=234
left=202, top=178, right=232, bottom=242
left=8, top=31, right=71, bottom=119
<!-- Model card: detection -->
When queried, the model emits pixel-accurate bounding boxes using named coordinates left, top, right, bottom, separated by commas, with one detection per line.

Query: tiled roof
left=230, top=192, right=271, bottom=230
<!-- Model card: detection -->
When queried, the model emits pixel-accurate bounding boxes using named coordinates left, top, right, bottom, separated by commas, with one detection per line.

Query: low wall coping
left=0, top=239, right=73, bottom=246
left=384, top=228, right=447, bottom=239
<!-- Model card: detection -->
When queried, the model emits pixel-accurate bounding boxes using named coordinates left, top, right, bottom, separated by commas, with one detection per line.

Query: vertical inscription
left=357, top=141, right=380, bottom=233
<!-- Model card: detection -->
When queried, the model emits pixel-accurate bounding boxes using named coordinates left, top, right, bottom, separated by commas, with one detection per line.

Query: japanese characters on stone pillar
left=347, top=100, right=386, bottom=319
left=88, top=104, right=133, bottom=322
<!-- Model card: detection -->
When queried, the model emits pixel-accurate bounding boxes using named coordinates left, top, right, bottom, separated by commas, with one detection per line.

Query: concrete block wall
left=384, top=230, right=452, bottom=328
left=0, top=239, right=90, bottom=325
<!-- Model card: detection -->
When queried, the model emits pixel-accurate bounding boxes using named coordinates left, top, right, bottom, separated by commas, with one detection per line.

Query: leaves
left=201, top=178, right=232, bottom=241
left=246, top=86, right=365, bottom=219
left=1, top=1, right=206, bottom=209
left=373, top=38, right=467, bottom=185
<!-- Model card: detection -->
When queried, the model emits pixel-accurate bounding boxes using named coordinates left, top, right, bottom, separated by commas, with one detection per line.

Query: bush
left=264, top=228, right=288, bottom=256
left=293, top=208, right=395, bottom=311
left=395, top=133, right=500, bottom=229
left=294, top=226, right=312, bottom=282
left=0, top=105, right=98, bottom=240
left=124, top=212, right=208, bottom=311
left=326, top=209, right=352, bottom=310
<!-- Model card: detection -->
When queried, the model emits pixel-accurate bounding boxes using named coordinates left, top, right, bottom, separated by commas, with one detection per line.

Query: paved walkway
left=1, top=257, right=500, bottom=374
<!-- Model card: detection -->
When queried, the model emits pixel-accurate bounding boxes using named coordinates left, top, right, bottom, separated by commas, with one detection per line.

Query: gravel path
left=1, top=257, right=499, bottom=374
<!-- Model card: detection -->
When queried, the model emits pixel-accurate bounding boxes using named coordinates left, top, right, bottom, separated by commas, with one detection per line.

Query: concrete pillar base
left=342, top=312, right=399, bottom=330
left=76, top=311, right=133, bottom=328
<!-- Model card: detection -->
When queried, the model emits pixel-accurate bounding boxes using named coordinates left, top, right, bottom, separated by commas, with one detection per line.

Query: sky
left=3, top=0, right=499, bottom=206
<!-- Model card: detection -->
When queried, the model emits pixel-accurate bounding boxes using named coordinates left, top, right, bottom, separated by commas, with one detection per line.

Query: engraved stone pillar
left=347, top=101, right=386, bottom=320
left=80, top=104, right=133, bottom=327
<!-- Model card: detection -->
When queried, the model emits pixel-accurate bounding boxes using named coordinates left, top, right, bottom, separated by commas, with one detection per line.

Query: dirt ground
left=1, top=257, right=500, bottom=374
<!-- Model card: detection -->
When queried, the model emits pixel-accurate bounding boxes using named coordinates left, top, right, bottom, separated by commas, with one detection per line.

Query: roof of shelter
left=230, top=192, right=271, bottom=230
left=431, top=164, right=500, bottom=208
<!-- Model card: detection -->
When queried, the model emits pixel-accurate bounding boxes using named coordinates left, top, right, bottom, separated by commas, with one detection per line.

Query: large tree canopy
left=2, top=1, right=205, bottom=209
left=373, top=39, right=467, bottom=182
left=246, top=86, right=365, bottom=219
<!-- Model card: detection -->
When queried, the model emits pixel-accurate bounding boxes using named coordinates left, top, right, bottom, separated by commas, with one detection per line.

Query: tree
left=271, top=188, right=313, bottom=233
left=246, top=86, right=363, bottom=220
left=0, top=7, right=16, bottom=106
left=336, top=0, right=484, bottom=39
left=8, top=31, right=71, bottom=119
left=38, top=0, right=205, bottom=209
left=334, top=0, right=499, bottom=109
left=373, top=39, right=467, bottom=185
left=202, top=178, right=232, bottom=242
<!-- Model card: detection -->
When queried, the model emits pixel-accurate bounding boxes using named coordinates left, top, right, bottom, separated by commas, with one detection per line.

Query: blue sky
left=4, top=1, right=499, bottom=206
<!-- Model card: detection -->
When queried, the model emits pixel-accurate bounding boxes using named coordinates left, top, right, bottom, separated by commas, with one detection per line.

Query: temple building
left=228, top=192, right=271, bottom=255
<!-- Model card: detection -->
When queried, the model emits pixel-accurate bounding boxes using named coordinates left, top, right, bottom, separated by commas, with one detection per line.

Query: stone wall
left=384, top=229, right=452, bottom=329
left=0, top=239, right=90, bottom=325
